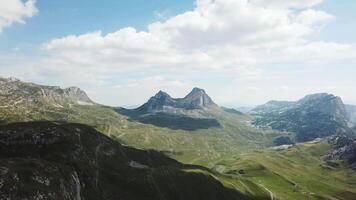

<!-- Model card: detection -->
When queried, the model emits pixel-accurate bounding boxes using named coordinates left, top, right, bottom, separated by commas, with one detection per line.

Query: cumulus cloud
left=43, top=0, right=343, bottom=75
left=0, top=0, right=38, bottom=32
left=5, top=0, right=356, bottom=106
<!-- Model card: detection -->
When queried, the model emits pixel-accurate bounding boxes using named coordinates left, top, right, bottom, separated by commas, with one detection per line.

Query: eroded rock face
left=0, top=122, right=251, bottom=200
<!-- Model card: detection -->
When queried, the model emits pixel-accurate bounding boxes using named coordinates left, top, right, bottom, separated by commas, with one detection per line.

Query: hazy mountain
left=0, top=121, right=253, bottom=200
left=250, top=100, right=295, bottom=115
left=346, top=104, right=356, bottom=124
left=234, top=106, right=254, bottom=114
left=251, top=93, right=350, bottom=141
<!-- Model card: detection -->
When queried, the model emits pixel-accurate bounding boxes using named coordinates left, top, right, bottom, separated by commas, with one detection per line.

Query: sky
left=0, top=0, right=355, bottom=107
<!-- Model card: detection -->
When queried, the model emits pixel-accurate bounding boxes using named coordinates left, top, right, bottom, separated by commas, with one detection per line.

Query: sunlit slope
left=203, top=141, right=356, bottom=200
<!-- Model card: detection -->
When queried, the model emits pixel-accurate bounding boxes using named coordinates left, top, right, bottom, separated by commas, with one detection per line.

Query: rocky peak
left=186, top=87, right=206, bottom=96
left=136, top=87, right=217, bottom=113
left=154, top=90, right=172, bottom=99
left=63, top=86, right=94, bottom=105
left=297, top=93, right=347, bottom=118
left=181, top=87, right=216, bottom=109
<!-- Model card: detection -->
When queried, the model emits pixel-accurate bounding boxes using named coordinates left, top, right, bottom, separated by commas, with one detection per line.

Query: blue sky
left=0, top=0, right=356, bottom=107
left=0, top=0, right=194, bottom=50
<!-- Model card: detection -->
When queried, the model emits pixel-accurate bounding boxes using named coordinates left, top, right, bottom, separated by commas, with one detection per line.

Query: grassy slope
left=1, top=96, right=356, bottom=199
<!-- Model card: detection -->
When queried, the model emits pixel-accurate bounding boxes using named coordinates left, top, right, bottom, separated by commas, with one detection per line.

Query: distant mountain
left=0, top=121, right=252, bottom=200
left=234, top=107, right=254, bottom=114
left=118, top=88, right=222, bottom=130
left=222, top=107, right=244, bottom=115
left=346, top=104, right=356, bottom=124
left=0, top=77, right=94, bottom=106
left=251, top=93, right=351, bottom=141
left=250, top=100, right=295, bottom=115
left=0, top=77, right=95, bottom=123
left=136, top=87, right=217, bottom=113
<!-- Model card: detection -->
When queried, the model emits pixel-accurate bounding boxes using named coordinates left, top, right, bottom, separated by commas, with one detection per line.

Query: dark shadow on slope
left=116, top=108, right=221, bottom=131
left=0, top=121, right=261, bottom=200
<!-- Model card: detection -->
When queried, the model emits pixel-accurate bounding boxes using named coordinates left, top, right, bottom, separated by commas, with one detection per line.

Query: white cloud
left=251, top=0, right=323, bottom=9
left=43, top=0, right=343, bottom=73
left=3, top=0, right=356, bottom=106
left=0, top=0, right=38, bottom=32
left=283, top=42, right=356, bottom=62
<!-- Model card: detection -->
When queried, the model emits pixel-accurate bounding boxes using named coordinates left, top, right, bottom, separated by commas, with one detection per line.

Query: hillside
left=0, top=121, right=263, bottom=200
left=2, top=78, right=356, bottom=199
left=251, top=93, right=352, bottom=141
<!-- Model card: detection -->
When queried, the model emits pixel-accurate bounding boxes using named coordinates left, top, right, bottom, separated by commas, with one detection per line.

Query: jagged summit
left=63, top=86, right=95, bottom=105
left=154, top=90, right=172, bottom=99
left=181, top=87, right=216, bottom=109
left=185, top=87, right=206, bottom=96
left=137, top=87, right=216, bottom=113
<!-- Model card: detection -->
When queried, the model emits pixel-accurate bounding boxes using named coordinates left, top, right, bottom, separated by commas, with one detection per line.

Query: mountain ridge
left=0, top=77, right=95, bottom=106
left=136, top=87, right=217, bottom=113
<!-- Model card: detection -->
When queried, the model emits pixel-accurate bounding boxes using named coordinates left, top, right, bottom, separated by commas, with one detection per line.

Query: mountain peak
left=63, top=86, right=94, bottom=105
left=182, top=87, right=215, bottom=109
left=154, top=90, right=171, bottom=98
left=136, top=87, right=217, bottom=113
left=190, top=87, right=206, bottom=94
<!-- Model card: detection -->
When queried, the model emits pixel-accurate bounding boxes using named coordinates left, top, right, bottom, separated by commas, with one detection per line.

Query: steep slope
left=0, top=121, right=260, bottom=200
left=251, top=93, right=350, bottom=141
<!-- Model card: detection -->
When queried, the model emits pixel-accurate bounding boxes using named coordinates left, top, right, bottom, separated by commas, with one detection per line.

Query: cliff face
left=0, top=122, right=250, bottom=200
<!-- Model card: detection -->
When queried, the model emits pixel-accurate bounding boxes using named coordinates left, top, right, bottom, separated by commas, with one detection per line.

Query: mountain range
left=1, top=77, right=356, bottom=199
